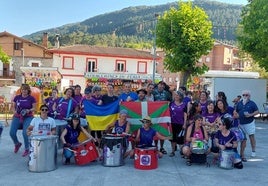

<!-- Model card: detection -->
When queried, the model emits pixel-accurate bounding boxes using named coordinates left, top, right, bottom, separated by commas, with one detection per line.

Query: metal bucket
left=219, top=150, right=235, bottom=169
left=28, top=135, right=58, bottom=172
left=102, top=135, right=125, bottom=167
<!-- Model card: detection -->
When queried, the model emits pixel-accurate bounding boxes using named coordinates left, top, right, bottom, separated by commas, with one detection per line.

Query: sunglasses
left=242, top=94, right=249, bottom=96
left=41, top=109, right=48, bottom=111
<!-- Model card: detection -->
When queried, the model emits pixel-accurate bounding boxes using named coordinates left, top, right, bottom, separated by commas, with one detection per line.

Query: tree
left=237, top=0, right=268, bottom=70
left=156, top=1, right=214, bottom=86
left=0, top=47, right=11, bottom=63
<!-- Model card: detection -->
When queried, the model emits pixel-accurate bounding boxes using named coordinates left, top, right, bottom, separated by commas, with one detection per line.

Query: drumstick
left=227, top=136, right=234, bottom=144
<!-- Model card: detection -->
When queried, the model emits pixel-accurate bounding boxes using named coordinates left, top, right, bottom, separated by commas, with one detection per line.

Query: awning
left=20, top=67, right=62, bottom=79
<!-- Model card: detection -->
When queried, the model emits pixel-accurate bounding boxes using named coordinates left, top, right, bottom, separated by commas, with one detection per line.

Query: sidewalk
left=0, top=120, right=267, bottom=186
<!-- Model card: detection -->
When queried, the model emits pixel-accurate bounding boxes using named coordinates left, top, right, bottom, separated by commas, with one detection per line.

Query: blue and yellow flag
left=84, top=100, right=119, bottom=130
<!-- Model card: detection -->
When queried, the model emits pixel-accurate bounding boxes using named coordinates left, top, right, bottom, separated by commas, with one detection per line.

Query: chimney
left=42, top=32, right=48, bottom=48
left=55, top=34, right=60, bottom=48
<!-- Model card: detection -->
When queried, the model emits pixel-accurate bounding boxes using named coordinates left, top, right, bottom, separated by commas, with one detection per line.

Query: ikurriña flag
left=84, top=100, right=119, bottom=130
left=120, top=101, right=172, bottom=137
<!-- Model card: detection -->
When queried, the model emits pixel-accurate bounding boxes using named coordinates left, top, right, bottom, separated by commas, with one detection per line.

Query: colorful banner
left=84, top=100, right=119, bottom=130
left=120, top=101, right=171, bottom=137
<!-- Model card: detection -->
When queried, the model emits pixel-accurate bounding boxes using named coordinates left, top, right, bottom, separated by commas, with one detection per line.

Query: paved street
left=0, top=119, right=267, bottom=186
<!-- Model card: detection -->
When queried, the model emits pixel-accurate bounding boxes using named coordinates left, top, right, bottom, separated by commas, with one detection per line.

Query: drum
left=28, top=135, right=58, bottom=172
left=191, top=140, right=207, bottom=154
left=134, top=147, right=158, bottom=170
left=73, top=139, right=99, bottom=166
left=219, top=150, right=235, bottom=169
left=101, top=135, right=126, bottom=167
left=54, top=119, right=67, bottom=148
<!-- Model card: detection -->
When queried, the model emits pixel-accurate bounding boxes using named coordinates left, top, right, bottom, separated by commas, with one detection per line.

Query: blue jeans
left=63, top=148, right=74, bottom=159
left=9, top=116, right=33, bottom=150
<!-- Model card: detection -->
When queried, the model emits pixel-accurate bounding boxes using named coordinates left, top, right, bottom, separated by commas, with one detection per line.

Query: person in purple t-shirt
left=199, top=91, right=208, bottom=115
left=128, top=116, right=171, bottom=158
left=43, top=88, right=58, bottom=118
left=169, top=91, right=187, bottom=157
left=73, top=84, right=83, bottom=104
left=202, top=100, right=220, bottom=135
left=10, top=84, right=36, bottom=157
left=213, top=114, right=243, bottom=169
left=53, top=87, right=77, bottom=120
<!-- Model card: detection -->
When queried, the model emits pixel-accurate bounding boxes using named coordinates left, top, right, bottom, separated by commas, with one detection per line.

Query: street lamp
left=152, top=13, right=159, bottom=84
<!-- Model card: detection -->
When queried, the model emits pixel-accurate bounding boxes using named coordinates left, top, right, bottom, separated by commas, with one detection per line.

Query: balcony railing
left=0, top=70, right=15, bottom=79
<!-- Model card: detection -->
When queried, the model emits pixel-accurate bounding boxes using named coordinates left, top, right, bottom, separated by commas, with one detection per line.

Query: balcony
left=0, top=70, right=15, bottom=79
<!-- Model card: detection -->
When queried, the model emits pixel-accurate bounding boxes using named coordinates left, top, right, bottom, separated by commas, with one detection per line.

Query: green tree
left=237, top=0, right=268, bottom=70
left=156, top=1, right=214, bottom=86
left=0, top=47, right=11, bottom=63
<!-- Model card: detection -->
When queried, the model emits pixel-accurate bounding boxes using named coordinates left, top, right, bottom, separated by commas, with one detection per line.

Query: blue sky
left=0, top=0, right=248, bottom=37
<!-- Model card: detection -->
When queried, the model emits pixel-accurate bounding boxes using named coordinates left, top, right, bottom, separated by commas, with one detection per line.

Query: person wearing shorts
left=234, top=90, right=259, bottom=161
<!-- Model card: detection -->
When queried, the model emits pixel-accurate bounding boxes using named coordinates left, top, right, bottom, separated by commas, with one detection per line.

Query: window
left=137, top=61, right=147, bottom=73
left=63, top=56, right=74, bottom=69
left=31, top=63, right=39, bottom=67
left=115, top=60, right=126, bottom=72
left=87, top=58, right=97, bottom=72
left=14, top=42, right=22, bottom=50
left=69, top=80, right=73, bottom=86
left=205, top=57, right=210, bottom=63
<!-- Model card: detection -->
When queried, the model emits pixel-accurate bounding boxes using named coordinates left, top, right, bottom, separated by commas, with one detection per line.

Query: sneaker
left=64, top=158, right=71, bottom=165
left=160, top=148, right=167, bottom=154
left=14, top=142, right=22, bottom=153
left=22, top=149, right=29, bottom=157
left=169, top=152, right=175, bottom=157
left=251, top=151, right=256, bottom=158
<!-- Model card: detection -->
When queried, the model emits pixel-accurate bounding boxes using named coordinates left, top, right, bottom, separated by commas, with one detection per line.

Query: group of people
left=178, top=89, right=259, bottom=168
left=8, top=81, right=259, bottom=169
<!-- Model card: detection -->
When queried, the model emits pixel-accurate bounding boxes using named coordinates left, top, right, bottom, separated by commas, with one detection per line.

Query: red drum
left=73, top=139, right=99, bottom=166
left=134, top=147, right=158, bottom=170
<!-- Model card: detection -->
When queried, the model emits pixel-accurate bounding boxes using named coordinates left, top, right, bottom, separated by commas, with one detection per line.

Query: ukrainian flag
left=84, top=100, right=119, bottom=130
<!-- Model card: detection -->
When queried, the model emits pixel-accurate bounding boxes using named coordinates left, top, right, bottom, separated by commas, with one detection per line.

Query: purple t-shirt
left=44, top=97, right=57, bottom=117
left=64, top=125, right=80, bottom=145
left=54, top=97, right=77, bottom=120
left=203, top=112, right=219, bottom=123
left=169, top=101, right=186, bottom=124
left=90, top=95, right=103, bottom=105
left=73, top=95, right=83, bottom=104
left=139, top=127, right=156, bottom=147
left=114, top=120, right=127, bottom=134
left=200, top=101, right=208, bottom=115
left=80, top=97, right=87, bottom=118
left=215, top=130, right=237, bottom=150
left=13, top=95, right=36, bottom=114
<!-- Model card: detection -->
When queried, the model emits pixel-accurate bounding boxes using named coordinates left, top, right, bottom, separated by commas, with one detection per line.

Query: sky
left=0, top=0, right=248, bottom=37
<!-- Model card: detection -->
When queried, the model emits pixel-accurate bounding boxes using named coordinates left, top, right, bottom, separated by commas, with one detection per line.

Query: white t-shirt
left=30, top=117, right=56, bottom=135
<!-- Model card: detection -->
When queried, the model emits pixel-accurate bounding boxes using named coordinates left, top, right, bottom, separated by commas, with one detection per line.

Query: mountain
left=24, top=0, right=243, bottom=48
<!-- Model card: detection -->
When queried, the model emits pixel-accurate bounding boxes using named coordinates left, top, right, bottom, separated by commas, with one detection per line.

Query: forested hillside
left=25, top=0, right=243, bottom=49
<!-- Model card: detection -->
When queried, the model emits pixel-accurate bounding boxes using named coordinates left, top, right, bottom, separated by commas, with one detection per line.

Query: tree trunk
left=179, top=71, right=191, bottom=87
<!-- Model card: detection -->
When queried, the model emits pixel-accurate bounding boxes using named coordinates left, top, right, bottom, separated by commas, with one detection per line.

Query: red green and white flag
left=120, top=101, right=171, bottom=137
